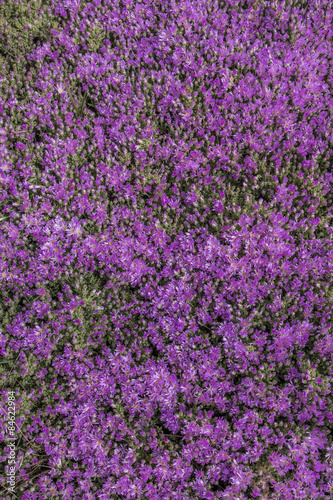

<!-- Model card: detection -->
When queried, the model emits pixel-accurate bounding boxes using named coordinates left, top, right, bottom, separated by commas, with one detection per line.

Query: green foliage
left=0, top=0, right=53, bottom=64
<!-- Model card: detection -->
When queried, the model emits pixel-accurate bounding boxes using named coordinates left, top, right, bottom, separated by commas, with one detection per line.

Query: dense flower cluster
left=1, top=0, right=333, bottom=498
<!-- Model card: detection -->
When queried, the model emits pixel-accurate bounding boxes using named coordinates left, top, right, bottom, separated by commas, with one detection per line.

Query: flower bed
left=1, top=0, right=333, bottom=498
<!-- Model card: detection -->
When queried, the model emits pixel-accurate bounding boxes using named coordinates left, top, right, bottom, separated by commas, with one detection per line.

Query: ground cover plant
left=0, top=0, right=333, bottom=498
